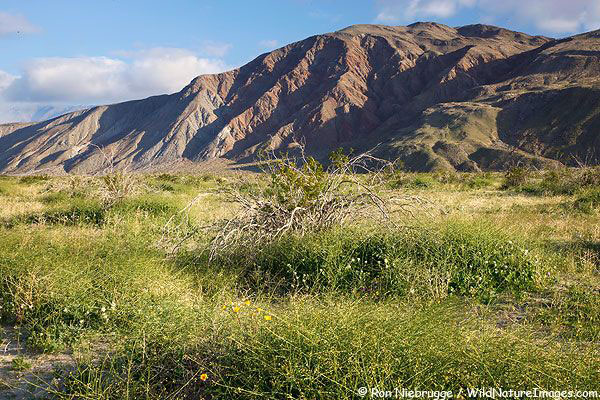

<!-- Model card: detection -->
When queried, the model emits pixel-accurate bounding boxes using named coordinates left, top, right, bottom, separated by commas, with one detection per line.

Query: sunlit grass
left=0, top=172, right=598, bottom=399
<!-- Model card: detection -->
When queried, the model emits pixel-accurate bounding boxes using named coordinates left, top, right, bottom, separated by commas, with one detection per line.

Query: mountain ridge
left=1, top=22, right=599, bottom=174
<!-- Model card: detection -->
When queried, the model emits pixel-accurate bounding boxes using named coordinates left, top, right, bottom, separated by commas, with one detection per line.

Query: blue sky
left=1, top=0, right=599, bottom=122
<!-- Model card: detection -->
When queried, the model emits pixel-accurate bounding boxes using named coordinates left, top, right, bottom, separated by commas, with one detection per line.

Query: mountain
left=1, top=22, right=599, bottom=174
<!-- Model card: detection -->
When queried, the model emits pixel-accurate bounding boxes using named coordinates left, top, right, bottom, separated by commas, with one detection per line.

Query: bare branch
left=163, top=143, right=418, bottom=259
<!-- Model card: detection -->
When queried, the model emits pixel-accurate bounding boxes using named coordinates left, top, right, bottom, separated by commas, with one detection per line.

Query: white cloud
left=375, top=12, right=398, bottom=22
left=419, top=0, right=457, bottom=18
left=5, top=57, right=127, bottom=102
left=259, top=39, right=280, bottom=49
left=0, top=70, right=17, bottom=90
left=376, top=0, right=463, bottom=22
left=538, top=18, right=581, bottom=34
left=2, top=48, right=229, bottom=104
left=0, top=12, right=40, bottom=37
left=374, top=0, right=600, bottom=34
left=0, top=48, right=229, bottom=123
left=123, top=48, right=228, bottom=96
left=479, top=0, right=600, bottom=33
left=201, top=40, right=233, bottom=57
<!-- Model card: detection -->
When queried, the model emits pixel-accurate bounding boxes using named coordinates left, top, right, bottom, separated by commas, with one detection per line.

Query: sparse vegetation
left=502, top=166, right=600, bottom=196
left=0, top=168, right=599, bottom=399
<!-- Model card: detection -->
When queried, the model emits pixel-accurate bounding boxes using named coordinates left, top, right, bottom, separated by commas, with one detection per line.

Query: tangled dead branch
left=161, top=144, right=424, bottom=259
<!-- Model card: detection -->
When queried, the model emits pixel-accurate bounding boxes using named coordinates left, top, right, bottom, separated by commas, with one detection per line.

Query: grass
left=210, top=299, right=597, bottom=397
left=10, top=357, right=32, bottom=372
left=502, top=166, right=600, bottom=197
left=388, top=171, right=499, bottom=191
left=0, top=172, right=598, bottom=399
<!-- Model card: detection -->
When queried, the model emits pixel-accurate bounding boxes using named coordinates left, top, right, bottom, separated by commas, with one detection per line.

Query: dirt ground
left=0, top=325, right=73, bottom=399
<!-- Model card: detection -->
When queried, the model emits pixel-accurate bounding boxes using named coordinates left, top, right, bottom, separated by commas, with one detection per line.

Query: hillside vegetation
left=0, top=166, right=599, bottom=399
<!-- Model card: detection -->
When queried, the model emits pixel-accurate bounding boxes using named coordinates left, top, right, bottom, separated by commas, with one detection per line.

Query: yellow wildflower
left=264, top=315, right=272, bottom=321
left=200, top=373, right=208, bottom=381
left=233, top=306, right=240, bottom=313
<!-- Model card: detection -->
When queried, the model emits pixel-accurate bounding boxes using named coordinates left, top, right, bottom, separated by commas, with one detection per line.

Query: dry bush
left=212, top=148, right=396, bottom=256
left=39, top=175, right=93, bottom=199
left=162, top=146, right=420, bottom=258
left=97, top=171, right=138, bottom=207
left=90, top=144, right=140, bottom=207
left=39, top=144, right=140, bottom=207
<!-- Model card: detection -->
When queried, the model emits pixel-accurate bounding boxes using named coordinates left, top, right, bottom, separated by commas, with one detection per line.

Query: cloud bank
left=0, top=47, right=230, bottom=122
left=375, top=0, right=600, bottom=34
left=3, top=48, right=229, bottom=104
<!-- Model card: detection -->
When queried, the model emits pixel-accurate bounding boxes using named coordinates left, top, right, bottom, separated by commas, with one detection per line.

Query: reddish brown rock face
left=1, top=22, right=599, bottom=174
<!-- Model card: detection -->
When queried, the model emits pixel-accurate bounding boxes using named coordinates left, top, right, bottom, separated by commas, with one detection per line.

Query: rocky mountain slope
left=1, top=22, right=599, bottom=174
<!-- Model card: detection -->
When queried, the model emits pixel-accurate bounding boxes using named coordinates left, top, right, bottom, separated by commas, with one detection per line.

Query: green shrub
left=464, top=173, right=496, bottom=189
left=149, top=172, right=223, bottom=194
left=18, top=175, right=49, bottom=184
left=4, top=174, right=599, bottom=400
left=502, top=167, right=530, bottom=189
left=432, top=171, right=459, bottom=185
left=388, top=172, right=497, bottom=191
left=217, top=222, right=541, bottom=300
left=7, top=193, right=177, bottom=229
left=55, top=299, right=599, bottom=399
left=505, top=167, right=600, bottom=196
left=518, top=168, right=582, bottom=196
left=155, top=173, right=180, bottom=183
left=412, top=175, right=437, bottom=188
left=113, top=196, right=178, bottom=216
left=16, top=201, right=105, bottom=226
left=60, top=336, right=213, bottom=399
left=386, top=173, right=438, bottom=189
left=153, top=182, right=177, bottom=192
left=536, top=168, right=575, bottom=195
left=571, top=188, right=600, bottom=213
left=203, top=149, right=392, bottom=258
left=0, top=228, right=196, bottom=351
left=39, top=191, right=82, bottom=205
left=98, top=171, right=138, bottom=206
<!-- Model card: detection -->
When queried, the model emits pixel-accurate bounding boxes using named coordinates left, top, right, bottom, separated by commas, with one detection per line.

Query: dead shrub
left=97, top=171, right=138, bottom=207
left=162, top=146, right=420, bottom=258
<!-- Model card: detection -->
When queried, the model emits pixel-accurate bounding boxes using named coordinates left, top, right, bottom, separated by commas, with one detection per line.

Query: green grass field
left=0, top=170, right=599, bottom=399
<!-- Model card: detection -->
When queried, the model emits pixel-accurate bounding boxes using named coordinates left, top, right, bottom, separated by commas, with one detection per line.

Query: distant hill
left=0, top=104, right=88, bottom=125
left=1, top=22, right=600, bottom=174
